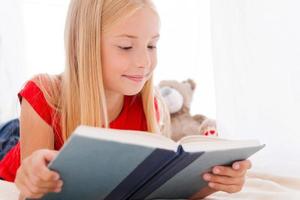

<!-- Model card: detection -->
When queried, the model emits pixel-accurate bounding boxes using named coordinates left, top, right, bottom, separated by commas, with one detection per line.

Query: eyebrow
left=115, top=34, right=160, bottom=39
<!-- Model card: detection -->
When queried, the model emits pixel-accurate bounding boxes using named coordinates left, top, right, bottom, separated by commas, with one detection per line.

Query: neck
left=105, top=90, right=124, bottom=123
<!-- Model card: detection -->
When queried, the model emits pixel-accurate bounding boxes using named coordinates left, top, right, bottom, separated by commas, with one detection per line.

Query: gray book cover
left=39, top=134, right=175, bottom=200
left=144, top=145, right=265, bottom=199
left=25, top=126, right=264, bottom=200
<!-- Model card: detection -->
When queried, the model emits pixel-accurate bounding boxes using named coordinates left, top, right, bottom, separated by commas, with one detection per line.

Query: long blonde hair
left=33, top=0, right=171, bottom=141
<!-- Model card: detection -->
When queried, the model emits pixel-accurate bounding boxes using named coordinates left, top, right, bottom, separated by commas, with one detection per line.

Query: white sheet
left=0, top=180, right=19, bottom=200
left=209, top=170, right=300, bottom=200
left=1, top=169, right=300, bottom=200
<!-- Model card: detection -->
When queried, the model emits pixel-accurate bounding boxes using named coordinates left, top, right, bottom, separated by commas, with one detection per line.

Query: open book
left=38, top=126, right=265, bottom=200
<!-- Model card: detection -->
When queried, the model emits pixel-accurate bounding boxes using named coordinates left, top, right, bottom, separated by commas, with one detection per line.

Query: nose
left=135, top=48, right=151, bottom=69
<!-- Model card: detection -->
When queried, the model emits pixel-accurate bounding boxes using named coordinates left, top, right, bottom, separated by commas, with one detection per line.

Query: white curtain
left=0, top=0, right=26, bottom=123
left=153, top=0, right=216, bottom=118
left=0, top=0, right=69, bottom=122
left=22, top=0, right=69, bottom=76
left=211, top=0, right=300, bottom=176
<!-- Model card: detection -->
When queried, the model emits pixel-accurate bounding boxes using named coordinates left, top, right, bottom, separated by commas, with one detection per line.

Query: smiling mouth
left=122, top=73, right=151, bottom=83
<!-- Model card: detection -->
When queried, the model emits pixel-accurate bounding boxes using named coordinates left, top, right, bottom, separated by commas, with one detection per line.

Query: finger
left=28, top=173, right=63, bottom=192
left=208, top=182, right=242, bottom=194
left=39, top=150, right=59, bottom=181
left=25, top=165, right=62, bottom=193
left=32, top=150, right=60, bottom=182
left=22, top=176, right=45, bottom=199
left=203, top=173, right=245, bottom=185
left=30, top=174, right=61, bottom=189
left=40, top=149, right=59, bottom=163
left=212, top=166, right=243, bottom=177
left=232, top=160, right=252, bottom=171
left=24, top=175, right=62, bottom=196
left=26, top=160, right=59, bottom=185
left=212, top=166, right=246, bottom=177
left=35, top=166, right=60, bottom=182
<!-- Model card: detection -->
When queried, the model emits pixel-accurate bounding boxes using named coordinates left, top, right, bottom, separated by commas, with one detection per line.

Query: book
left=37, top=125, right=265, bottom=200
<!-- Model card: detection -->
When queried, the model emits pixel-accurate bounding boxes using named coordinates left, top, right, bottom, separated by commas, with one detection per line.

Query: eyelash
left=118, top=46, right=157, bottom=50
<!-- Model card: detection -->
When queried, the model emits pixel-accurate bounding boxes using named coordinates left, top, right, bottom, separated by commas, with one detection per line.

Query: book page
left=74, top=126, right=178, bottom=151
left=179, top=135, right=261, bottom=152
left=178, top=135, right=230, bottom=144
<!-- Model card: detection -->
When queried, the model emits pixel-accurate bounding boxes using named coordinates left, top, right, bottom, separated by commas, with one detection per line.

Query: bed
left=1, top=169, right=300, bottom=200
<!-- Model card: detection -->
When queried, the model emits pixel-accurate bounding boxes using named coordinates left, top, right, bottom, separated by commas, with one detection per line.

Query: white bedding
left=1, top=169, right=300, bottom=200
left=0, top=180, right=19, bottom=200
left=209, top=170, right=300, bottom=200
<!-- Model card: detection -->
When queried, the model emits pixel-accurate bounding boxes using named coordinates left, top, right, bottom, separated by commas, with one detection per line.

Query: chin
left=123, top=89, right=143, bottom=96
left=122, top=85, right=145, bottom=96
left=120, top=80, right=148, bottom=96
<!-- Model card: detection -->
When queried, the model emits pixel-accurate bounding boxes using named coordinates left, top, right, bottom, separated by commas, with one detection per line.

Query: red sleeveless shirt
left=0, top=80, right=159, bottom=182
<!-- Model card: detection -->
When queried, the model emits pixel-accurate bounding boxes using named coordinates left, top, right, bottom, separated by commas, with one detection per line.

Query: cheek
left=150, top=54, right=157, bottom=71
left=102, top=50, right=131, bottom=78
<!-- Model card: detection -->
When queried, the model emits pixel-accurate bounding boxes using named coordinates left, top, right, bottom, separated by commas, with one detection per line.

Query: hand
left=203, top=160, right=251, bottom=193
left=15, top=149, right=63, bottom=199
left=189, top=160, right=251, bottom=199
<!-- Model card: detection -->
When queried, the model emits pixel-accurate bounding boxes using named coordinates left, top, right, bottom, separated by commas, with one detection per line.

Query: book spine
left=104, top=148, right=177, bottom=200
left=128, top=146, right=204, bottom=200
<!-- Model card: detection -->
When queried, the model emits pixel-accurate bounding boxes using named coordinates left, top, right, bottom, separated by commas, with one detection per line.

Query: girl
left=0, top=0, right=251, bottom=199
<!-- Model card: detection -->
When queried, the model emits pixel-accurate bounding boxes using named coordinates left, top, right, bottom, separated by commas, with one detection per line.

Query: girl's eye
left=119, top=46, right=132, bottom=50
left=118, top=46, right=157, bottom=50
left=148, top=45, right=157, bottom=50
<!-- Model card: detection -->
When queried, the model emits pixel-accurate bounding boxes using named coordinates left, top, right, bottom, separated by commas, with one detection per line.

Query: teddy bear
left=159, top=79, right=218, bottom=141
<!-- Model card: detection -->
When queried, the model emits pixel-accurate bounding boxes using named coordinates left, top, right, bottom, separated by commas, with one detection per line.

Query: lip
left=122, top=74, right=149, bottom=83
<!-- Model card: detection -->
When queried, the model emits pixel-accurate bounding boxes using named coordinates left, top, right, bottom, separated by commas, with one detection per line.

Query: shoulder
left=18, top=74, right=62, bottom=126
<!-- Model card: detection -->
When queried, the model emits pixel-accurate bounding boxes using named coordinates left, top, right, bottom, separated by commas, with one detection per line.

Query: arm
left=15, top=99, right=62, bottom=199
left=20, top=99, right=54, bottom=160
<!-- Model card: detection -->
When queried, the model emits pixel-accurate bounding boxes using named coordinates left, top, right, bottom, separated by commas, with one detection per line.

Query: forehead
left=104, top=7, right=160, bottom=39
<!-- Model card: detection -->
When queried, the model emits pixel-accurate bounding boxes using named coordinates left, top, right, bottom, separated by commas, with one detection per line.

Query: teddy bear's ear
left=184, top=79, right=196, bottom=91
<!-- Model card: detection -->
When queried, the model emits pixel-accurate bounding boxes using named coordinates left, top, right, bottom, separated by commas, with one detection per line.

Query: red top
left=0, top=80, right=160, bottom=182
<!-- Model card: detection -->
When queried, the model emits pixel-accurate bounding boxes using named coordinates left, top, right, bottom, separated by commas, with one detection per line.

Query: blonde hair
left=33, top=0, right=171, bottom=141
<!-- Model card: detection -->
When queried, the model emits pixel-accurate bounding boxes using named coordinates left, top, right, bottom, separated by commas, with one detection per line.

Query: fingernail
left=233, top=163, right=240, bottom=170
left=213, top=168, right=220, bottom=174
left=209, top=182, right=215, bottom=188
left=58, top=181, right=63, bottom=187
left=203, top=174, right=211, bottom=181
left=54, top=174, right=60, bottom=180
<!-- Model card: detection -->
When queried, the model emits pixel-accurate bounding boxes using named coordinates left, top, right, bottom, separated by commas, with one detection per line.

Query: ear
left=184, top=79, right=196, bottom=91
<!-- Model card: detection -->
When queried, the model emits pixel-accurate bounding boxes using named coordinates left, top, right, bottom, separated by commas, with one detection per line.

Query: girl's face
left=101, top=7, right=160, bottom=96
